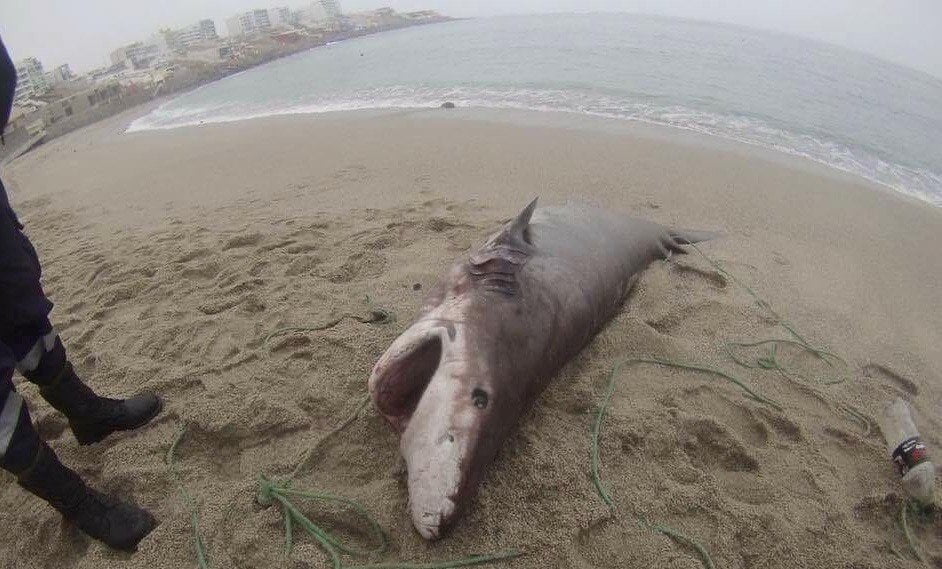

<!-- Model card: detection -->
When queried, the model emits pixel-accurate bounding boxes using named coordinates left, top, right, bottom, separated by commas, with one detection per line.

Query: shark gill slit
left=376, top=336, right=443, bottom=422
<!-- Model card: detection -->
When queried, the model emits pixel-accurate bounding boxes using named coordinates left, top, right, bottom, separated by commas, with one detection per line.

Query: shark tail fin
left=666, top=228, right=722, bottom=254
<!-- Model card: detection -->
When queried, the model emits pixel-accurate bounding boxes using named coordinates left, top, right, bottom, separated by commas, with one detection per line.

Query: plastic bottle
left=881, top=398, right=936, bottom=505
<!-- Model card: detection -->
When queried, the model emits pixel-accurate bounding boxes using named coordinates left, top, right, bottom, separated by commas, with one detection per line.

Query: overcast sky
left=0, top=0, right=939, bottom=78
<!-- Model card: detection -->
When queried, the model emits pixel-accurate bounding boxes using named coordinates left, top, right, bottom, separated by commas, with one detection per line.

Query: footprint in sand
left=221, top=278, right=265, bottom=296
left=96, top=281, right=146, bottom=308
left=198, top=294, right=265, bottom=315
left=257, top=238, right=296, bottom=252
left=181, top=261, right=220, bottom=280
left=325, top=251, right=387, bottom=283
left=176, top=247, right=212, bottom=263
left=668, top=260, right=728, bottom=289
left=571, top=516, right=690, bottom=569
left=818, top=424, right=888, bottom=499
left=756, top=407, right=803, bottom=443
left=646, top=299, right=749, bottom=341
left=673, top=413, right=780, bottom=506
left=269, top=335, right=312, bottom=354
left=861, top=362, right=919, bottom=397
left=679, top=416, right=760, bottom=473
left=222, top=232, right=262, bottom=250
left=349, top=219, right=419, bottom=251
left=284, top=255, right=321, bottom=276
left=680, top=386, right=771, bottom=448
left=284, top=242, right=317, bottom=254
left=331, top=164, right=372, bottom=184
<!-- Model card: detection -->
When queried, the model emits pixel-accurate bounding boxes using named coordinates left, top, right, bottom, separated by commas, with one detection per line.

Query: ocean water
left=128, top=14, right=942, bottom=206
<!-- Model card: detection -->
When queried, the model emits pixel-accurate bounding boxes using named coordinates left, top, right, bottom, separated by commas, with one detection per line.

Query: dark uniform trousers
left=0, top=33, right=60, bottom=475
left=0, top=181, right=57, bottom=474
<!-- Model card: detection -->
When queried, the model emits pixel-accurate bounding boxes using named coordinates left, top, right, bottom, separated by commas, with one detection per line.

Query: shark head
left=369, top=312, right=503, bottom=540
left=368, top=199, right=539, bottom=540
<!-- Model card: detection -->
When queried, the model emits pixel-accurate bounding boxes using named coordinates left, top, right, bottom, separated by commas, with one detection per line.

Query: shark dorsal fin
left=508, top=197, right=538, bottom=239
left=468, top=198, right=539, bottom=293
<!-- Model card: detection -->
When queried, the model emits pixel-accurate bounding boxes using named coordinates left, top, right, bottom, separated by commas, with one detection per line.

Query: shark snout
left=403, top=423, right=465, bottom=540
left=411, top=495, right=458, bottom=540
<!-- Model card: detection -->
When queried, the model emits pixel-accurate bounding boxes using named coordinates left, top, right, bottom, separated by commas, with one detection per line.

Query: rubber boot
left=34, top=361, right=163, bottom=445
left=17, top=443, right=157, bottom=551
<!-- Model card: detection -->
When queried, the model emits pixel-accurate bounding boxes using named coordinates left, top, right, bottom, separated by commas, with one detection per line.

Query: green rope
left=253, top=393, right=521, bottom=569
left=589, top=241, right=871, bottom=569
left=592, top=357, right=747, bottom=568
left=257, top=475, right=389, bottom=567
left=592, top=356, right=782, bottom=503
left=166, top=427, right=212, bottom=569
left=680, top=243, right=877, bottom=436
left=169, top=398, right=519, bottom=569
left=344, top=551, right=525, bottom=569
left=284, top=394, right=371, bottom=483
left=264, top=308, right=394, bottom=344
left=723, top=339, right=847, bottom=385
left=683, top=243, right=851, bottom=386
left=648, top=522, right=717, bottom=569
left=887, top=543, right=903, bottom=559
left=248, top=379, right=516, bottom=568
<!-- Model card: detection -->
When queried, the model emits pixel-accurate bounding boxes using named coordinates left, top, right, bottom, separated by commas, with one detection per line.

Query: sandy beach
left=0, top=106, right=939, bottom=568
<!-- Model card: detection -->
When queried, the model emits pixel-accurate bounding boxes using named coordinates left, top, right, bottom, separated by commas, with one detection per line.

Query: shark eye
left=472, top=388, right=489, bottom=409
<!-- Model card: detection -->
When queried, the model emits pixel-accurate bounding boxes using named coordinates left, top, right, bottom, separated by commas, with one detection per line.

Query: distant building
left=306, top=0, right=342, bottom=23
left=13, top=57, right=48, bottom=105
left=48, top=64, right=74, bottom=84
left=348, top=7, right=401, bottom=29
left=40, top=81, right=123, bottom=127
left=226, top=9, right=272, bottom=37
left=269, top=6, right=292, bottom=28
left=199, top=19, right=217, bottom=39
left=89, top=62, right=129, bottom=82
left=165, top=19, right=219, bottom=51
left=404, top=10, right=441, bottom=21
left=110, top=42, right=161, bottom=70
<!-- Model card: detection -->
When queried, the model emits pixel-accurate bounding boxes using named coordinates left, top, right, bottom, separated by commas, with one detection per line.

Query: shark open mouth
left=373, top=336, right=442, bottom=430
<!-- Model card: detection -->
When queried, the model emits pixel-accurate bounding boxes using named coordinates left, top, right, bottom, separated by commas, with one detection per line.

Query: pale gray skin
left=368, top=199, right=714, bottom=540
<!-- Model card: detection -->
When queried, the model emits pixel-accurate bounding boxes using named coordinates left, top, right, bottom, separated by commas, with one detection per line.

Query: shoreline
left=0, top=17, right=459, bottom=164
left=124, top=105, right=941, bottom=210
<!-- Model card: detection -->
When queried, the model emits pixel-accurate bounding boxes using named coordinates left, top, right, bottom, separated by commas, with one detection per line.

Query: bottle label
left=891, top=436, right=929, bottom=476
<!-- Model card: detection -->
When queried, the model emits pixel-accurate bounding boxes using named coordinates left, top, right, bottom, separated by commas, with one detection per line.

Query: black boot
left=17, top=443, right=157, bottom=551
left=34, top=361, right=163, bottom=446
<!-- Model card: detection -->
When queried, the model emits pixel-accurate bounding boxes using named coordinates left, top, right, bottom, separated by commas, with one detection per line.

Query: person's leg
left=0, top=362, right=157, bottom=551
left=0, top=184, right=162, bottom=444
left=18, top=333, right=163, bottom=445
left=0, top=355, right=43, bottom=475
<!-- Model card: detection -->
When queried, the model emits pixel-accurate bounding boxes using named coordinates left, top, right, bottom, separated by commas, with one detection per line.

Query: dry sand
left=0, top=107, right=940, bottom=569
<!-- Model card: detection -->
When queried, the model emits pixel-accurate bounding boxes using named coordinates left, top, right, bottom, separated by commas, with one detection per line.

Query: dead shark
left=368, top=199, right=715, bottom=539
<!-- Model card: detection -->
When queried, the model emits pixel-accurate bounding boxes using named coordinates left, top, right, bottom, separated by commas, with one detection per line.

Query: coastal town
left=2, top=1, right=451, bottom=161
